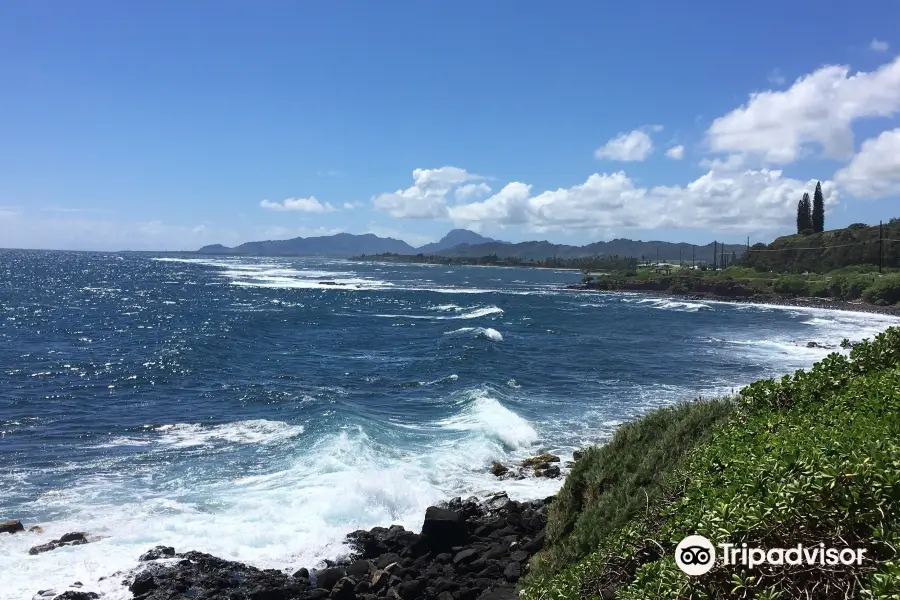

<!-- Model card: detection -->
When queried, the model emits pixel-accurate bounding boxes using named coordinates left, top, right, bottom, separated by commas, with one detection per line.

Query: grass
left=522, top=327, right=900, bottom=599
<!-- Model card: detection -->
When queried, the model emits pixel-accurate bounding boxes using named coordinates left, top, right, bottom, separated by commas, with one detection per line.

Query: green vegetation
left=580, top=267, right=900, bottom=306
left=745, top=219, right=900, bottom=273
left=522, top=327, right=900, bottom=599
left=796, top=192, right=813, bottom=234
left=795, top=182, right=825, bottom=235
left=813, top=181, right=826, bottom=234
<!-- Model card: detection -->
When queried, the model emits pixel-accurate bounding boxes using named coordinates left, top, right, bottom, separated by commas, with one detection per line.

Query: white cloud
left=371, top=166, right=483, bottom=218
left=666, top=145, right=685, bottom=160
left=870, top=39, right=890, bottom=52
left=594, top=129, right=654, bottom=161
left=260, top=197, right=337, bottom=213
left=834, top=128, right=900, bottom=198
left=707, top=56, right=900, bottom=164
left=455, top=182, right=492, bottom=201
left=388, top=164, right=837, bottom=234
left=342, top=201, right=363, bottom=210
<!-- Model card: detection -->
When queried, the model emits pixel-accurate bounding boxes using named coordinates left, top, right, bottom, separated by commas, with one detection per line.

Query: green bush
left=861, top=274, right=900, bottom=306
left=523, top=327, right=900, bottom=600
left=772, top=276, right=809, bottom=296
left=529, top=398, right=732, bottom=582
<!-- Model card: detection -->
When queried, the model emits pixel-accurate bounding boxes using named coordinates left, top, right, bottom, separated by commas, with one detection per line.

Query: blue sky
left=1, top=1, right=899, bottom=251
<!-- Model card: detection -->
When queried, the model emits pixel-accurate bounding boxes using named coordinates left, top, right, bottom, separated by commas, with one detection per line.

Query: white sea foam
left=150, top=420, right=305, bottom=448
left=445, top=327, right=504, bottom=342
left=376, top=306, right=504, bottom=320
left=1, top=394, right=553, bottom=600
left=436, top=389, right=538, bottom=450
left=635, top=298, right=710, bottom=312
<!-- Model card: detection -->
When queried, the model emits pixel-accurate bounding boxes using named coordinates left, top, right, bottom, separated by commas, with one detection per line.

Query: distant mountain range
left=197, top=229, right=745, bottom=263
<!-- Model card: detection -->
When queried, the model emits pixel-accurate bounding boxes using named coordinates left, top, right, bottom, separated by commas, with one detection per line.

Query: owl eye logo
left=679, top=546, right=712, bottom=565
left=675, top=535, right=716, bottom=575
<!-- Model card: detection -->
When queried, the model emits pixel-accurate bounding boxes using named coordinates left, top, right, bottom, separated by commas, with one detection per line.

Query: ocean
left=1, top=251, right=897, bottom=599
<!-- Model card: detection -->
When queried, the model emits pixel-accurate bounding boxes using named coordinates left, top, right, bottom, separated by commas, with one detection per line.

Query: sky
left=1, top=1, right=899, bottom=251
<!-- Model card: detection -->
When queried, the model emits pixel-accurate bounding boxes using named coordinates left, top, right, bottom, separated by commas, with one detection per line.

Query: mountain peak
left=417, top=229, right=498, bottom=254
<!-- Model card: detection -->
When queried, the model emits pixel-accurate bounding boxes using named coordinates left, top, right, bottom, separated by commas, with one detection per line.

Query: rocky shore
left=566, top=284, right=900, bottom=316
left=24, top=491, right=551, bottom=600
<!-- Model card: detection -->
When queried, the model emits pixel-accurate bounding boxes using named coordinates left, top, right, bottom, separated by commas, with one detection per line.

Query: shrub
left=523, top=327, right=900, bottom=600
left=861, top=275, right=900, bottom=306
left=772, top=276, right=809, bottom=296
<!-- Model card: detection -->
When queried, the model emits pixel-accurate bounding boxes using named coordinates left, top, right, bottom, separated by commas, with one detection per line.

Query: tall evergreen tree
left=797, top=193, right=812, bottom=234
left=812, top=181, right=825, bottom=233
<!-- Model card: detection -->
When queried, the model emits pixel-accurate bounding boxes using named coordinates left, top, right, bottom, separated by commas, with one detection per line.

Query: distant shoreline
left=565, top=284, right=900, bottom=317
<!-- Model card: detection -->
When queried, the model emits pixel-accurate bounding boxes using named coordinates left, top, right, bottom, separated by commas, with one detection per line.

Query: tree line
left=796, top=181, right=825, bottom=234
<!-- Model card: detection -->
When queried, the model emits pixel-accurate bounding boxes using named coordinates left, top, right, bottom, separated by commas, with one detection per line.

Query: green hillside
left=521, top=328, right=900, bottom=599
left=742, top=219, right=900, bottom=273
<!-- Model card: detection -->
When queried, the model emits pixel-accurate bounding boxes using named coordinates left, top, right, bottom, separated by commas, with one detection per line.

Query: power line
left=745, top=240, right=896, bottom=252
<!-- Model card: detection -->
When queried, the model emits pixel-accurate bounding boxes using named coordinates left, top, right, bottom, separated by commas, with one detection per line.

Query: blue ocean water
left=1, top=251, right=897, bottom=598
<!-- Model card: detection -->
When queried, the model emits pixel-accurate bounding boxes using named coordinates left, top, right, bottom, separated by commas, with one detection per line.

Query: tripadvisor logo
left=675, top=535, right=867, bottom=576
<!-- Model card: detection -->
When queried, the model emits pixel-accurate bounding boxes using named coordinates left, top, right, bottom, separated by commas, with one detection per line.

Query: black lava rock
left=139, top=546, right=175, bottom=561
left=129, top=570, right=157, bottom=596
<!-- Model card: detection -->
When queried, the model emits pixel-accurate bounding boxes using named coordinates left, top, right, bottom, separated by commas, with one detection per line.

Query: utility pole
left=879, top=220, right=884, bottom=273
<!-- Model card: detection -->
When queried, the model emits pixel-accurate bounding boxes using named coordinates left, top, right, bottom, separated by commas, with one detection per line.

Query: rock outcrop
left=129, top=493, right=552, bottom=600
left=29, top=532, right=94, bottom=555
left=1, top=519, right=25, bottom=534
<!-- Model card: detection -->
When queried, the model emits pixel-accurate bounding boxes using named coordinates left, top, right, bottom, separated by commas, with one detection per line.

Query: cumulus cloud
left=260, top=197, right=337, bottom=213
left=707, top=56, right=900, bottom=164
left=455, top=182, right=492, bottom=201
left=373, top=163, right=834, bottom=234
left=870, top=39, right=889, bottom=52
left=594, top=129, right=654, bottom=161
left=372, top=166, right=483, bottom=218
left=834, top=128, right=900, bottom=198
left=666, top=145, right=685, bottom=160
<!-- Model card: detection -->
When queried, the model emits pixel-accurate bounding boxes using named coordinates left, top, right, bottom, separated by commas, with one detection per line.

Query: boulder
left=315, top=567, right=347, bottom=592
left=121, top=549, right=309, bottom=600
left=346, top=559, right=373, bottom=580
left=572, top=449, right=584, bottom=461
left=535, top=465, right=561, bottom=478
left=29, top=533, right=91, bottom=555
left=489, top=462, right=508, bottom=477
left=29, top=526, right=45, bottom=534
left=503, top=561, right=521, bottom=583
left=293, top=567, right=310, bottom=579
left=453, top=548, right=480, bottom=565
left=129, top=571, right=157, bottom=596
left=1, top=520, right=24, bottom=534
left=484, top=492, right=509, bottom=510
left=421, top=506, right=468, bottom=550
left=330, top=576, right=357, bottom=600
left=51, top=593, right=99, bottom=600
left=477, top=586, right=517, bottom=600
left=394, top=579, right=425, bottom=600
left=139, top=546, right=175, bottom=561
left=522, top=453, right=560, bottom=468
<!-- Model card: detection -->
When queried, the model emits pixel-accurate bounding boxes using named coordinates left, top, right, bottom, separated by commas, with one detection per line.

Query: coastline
left=25, top=493, right=552, bottom=600
left=564, top=284, right=900, bottom=317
